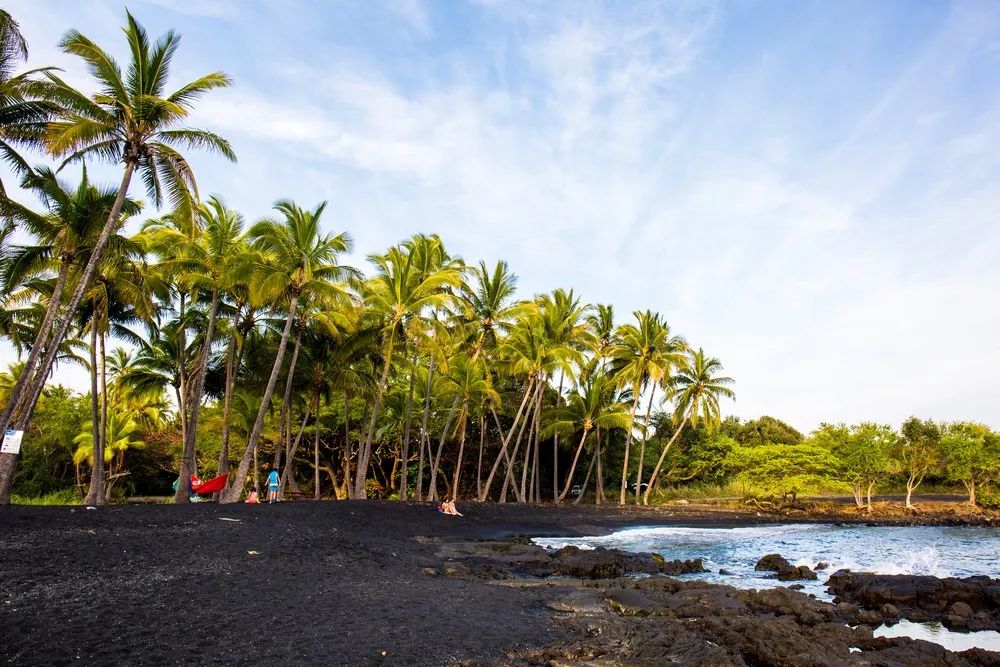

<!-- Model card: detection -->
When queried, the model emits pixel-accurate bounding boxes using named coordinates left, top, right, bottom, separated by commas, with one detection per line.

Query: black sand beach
left=1, top=501, right=998, bottom=666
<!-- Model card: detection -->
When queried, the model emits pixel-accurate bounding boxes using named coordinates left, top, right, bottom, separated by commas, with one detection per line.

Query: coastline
left=1, top=500, right=997, bottom=665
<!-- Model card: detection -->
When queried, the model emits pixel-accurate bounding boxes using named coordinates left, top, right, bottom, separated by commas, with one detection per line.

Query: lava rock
left=826, top=571, right=1000, bottom=631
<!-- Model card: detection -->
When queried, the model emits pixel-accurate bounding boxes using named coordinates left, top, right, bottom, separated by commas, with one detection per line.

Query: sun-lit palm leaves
left=544, top=370, right=630, bottom=502
left=0, top=9, right=58, bottom=197
left=0, top=11, right=233, bottom=503
left=609, top=309, right=687, bottom=504
left=643, top=348, right=734, bottom=505
left=222, top=200, right=354, bottom=503
left=354, top=236, right=464, bottom=499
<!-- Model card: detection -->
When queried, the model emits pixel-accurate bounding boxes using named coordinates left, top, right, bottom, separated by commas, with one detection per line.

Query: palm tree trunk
left=618, top=389, right=642, bottom=505
left=506, top=382, right=539, bottom=504
left=557, top=428, right=591, bottom=502
left=399, top=351, right=417, bottom=500
left=635, top=386, right=656, bottom=503
left=222, top=297, right=299, bottom=503
left=553, top=371, right=564, bottom=503
left=0, top=161, right=137, bottom=504
left=596, top=431, right=605, bottom=505
left=476, top=413, right=485, bottom=500
left=274, top=323, right=302, bottom=471
left=84, top=324, right=104, bottom=505
left=450, top=406, right=468, bottom=500
left=428, top=396, right=461, bottom=502
left=415, top=357, right=434, bottom=501
left=314, top=392, right=321, bottom=500
left=479, top=377, right=535, bottom=502
left=520, top=383, right=541, bottom=502
left=643, top=411, right=691, bottom=505
left=216, top=328, right=238, bottom=482
left=354, top=329, right=396, bottom=499
left=0, top=258, right=71, bottom=450
left=573, top=446, right=597, bottom=505
left=279, top=406, right=311, bottom=494
left=98, top=331, right=108, bottom=500
left=175, top=289, right=219, bottom=503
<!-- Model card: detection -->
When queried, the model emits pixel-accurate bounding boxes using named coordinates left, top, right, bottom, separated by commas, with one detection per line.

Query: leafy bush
left=977, top=488, right=1000, bottom=510
left=11, top=488, right=83, bottom=505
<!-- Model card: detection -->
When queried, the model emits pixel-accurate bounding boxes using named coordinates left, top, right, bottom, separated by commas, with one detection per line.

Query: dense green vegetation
left=1, top=10, right=998, bottom=508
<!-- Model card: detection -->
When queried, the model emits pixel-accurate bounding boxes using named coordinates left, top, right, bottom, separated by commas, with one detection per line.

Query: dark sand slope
left=1, top=502, right=590, bottom=666
left=1, top=501, right=997, bottom=666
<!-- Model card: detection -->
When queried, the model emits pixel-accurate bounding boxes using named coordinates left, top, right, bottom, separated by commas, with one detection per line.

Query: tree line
left=0, top=9, right=735, bottom=506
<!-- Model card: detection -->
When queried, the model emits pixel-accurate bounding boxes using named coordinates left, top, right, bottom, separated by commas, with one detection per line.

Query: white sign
left=1, top=429, right=23, bottom=454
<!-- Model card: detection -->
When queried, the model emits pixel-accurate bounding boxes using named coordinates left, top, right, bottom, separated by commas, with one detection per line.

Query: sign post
left=1, top=429, right=23, bottom=454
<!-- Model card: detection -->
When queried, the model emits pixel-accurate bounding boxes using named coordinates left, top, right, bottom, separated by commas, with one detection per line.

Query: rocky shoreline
left=430, top=537, right=1000, bottom=665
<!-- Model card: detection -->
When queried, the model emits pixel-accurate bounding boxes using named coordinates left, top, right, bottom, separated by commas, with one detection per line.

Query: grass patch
left=11, top=488, right=84, bottom=506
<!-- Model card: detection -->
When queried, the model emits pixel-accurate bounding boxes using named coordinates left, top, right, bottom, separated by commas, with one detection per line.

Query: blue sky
left=5, top=0, right=1000, bottom=432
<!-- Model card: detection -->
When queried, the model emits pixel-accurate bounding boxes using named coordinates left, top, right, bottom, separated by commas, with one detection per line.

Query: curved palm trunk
left=428, top=396, right=461, bottom=502
left=399, top=352, right=417, bottom=500
left=84, top=324, right=104, bottom=505
left=553, top=372, right=564, bottom=503
left=618, top=389, right=642, bottom=505
left=415, top=358, right=434, bottom=501
left=476, top=414, right=485, bottom=499
left=643, top=410, right=691, bottom=506
left=216, top=330, right=238, bottom=487
left=505, top=382, right=540, bottom=503
left=279, top=407, right=311, bottom=494
left=175, top=289, right=220, bottom=503
left=354, top=329, right=396, bottom=499
left=520, top=383, right=542, bottom=502
left=274, top=324, right=302, bottom=472
left=479, top=377, right=534, bottom=501
left=557, top=428, right=591, bottom=502
left=222, top=297, right=298, bottom=504
left=449, top=405, right=469, bottom=500
left=313, top=393, right=321, bottom=500
left=573, top=446, right=597, bottom=505
left=98, top=332, right=108, bottom=499
left=634, top=386, right=656, bottom=504
left=596, top=431, right=605, bottom=505
left=0, top=161, right=137, bottom=504
left=0, top=258, right=71, bottom=444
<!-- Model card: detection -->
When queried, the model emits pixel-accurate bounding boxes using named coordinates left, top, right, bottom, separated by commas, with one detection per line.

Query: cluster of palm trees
left=0, top=9, right=735, bottom=506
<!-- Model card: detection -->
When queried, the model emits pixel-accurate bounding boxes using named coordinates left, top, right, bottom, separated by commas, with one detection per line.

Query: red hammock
left=193, top=473, right=228, bottom=496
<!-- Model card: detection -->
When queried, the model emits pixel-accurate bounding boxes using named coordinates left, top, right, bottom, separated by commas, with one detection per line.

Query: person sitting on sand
left=441, top=499, right=463, bottom=516
left=266, top=468, right=280, bottom=503
left=245, top=489, right=260, bottom=504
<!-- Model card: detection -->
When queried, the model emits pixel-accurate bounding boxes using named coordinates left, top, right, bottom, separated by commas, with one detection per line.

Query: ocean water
left=534, top=523, right=1000, bottom=598
left=534, top=523, right=1000, bottom=651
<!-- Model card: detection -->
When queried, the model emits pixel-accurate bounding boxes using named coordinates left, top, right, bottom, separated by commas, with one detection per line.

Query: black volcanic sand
left=1, top=501, right=998, bottom=666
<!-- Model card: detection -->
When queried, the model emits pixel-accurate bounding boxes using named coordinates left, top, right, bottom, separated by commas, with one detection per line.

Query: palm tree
left=544, top=369, right=630, bottom=502
left=643, top=348, right=735, bottom=505
left=0, top=8, right=57, bottom=197
left=354, top=240, right=463, bottom=499
left=222, top=200, right=354, bottom=503
left=0, top=11, right=234, bottom=503
left=429, top=355, right=498, bottom=500
left=609, top=310, right=683, bottom=504
left=537, top=288, right=591, bottom=502
left=0, top=166, right=140, bottom=463
left=152, top=197, right=248, bottom=502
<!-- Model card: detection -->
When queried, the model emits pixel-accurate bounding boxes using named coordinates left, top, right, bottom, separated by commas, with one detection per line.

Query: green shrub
left=11, top=488, right=83, bottom=505
left=978, top=489, right=1000, bottom=510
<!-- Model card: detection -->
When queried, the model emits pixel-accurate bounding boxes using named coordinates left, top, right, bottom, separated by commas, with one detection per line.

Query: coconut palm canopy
left=0, top=8, right=742, bottom=507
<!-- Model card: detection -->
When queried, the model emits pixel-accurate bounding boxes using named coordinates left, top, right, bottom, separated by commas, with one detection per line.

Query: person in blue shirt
left=266, top=468, right=280, bottom=503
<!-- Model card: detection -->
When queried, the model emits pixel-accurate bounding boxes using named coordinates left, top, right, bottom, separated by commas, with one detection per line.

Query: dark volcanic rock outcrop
left=432, top=539, right=707, bottom=579
left=826, top=571, right=1000, bottom=631
left=755, top=553, right=819, bottom=581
